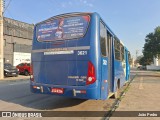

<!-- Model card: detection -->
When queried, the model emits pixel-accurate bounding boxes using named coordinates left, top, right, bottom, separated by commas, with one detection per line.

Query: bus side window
left=100, top=22, right=107, bottom=57
left=107, top=31, right=112, bottom=55
left=128, top=51, right=131, bottom=64
left=120, top=43, right=125, bottom=61
left=114, top=38, right=121, bottom=61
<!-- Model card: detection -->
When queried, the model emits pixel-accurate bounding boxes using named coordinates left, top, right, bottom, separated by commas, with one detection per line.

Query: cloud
left=83, top=0, right=87, bottom=4
left=80, top=0, right=94, bottom=7
left=88, top=3, right=93, bottom=7
left=60, top=0, right=94, bottom=8
left=61, top=4, right=66, bottom=8
left=138, top=32, right=143, bottom=36
left=68, top=1, right=73, bottom=5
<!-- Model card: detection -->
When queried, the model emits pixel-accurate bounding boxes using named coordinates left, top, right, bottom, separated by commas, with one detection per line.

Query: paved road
left=0, top=71, right=135, bottom=120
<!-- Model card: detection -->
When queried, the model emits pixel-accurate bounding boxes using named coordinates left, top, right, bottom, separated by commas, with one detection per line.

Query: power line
left=3, top=0, right=12, bottom=14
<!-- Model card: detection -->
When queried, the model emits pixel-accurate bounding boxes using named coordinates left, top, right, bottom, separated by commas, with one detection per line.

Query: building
left=146, top=55, right=160, bottom=70
left=3, top=17, right=34, bottom=66
left=153, top=56, right=160, bottom=66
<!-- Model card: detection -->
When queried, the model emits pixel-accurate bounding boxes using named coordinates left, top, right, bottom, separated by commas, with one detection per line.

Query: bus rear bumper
left=30, top=82, right=99, bottom=100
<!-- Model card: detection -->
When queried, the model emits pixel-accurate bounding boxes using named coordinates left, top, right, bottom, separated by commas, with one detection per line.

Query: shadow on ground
left=0, top=82, right=86, bottom=110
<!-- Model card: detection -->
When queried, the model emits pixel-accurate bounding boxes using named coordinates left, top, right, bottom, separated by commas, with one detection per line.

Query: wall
left=3, top=17, right=34, bottom=65
left=13, top=52, right=31, bottom=66
left=147, top=65, right=160, bottom=70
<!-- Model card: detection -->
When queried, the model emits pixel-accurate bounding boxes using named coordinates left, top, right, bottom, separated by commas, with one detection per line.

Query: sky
left=3, top=0, right=160, bottom=59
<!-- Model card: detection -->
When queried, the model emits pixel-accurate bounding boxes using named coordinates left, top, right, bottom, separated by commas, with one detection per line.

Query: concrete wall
left=146, top=65, right=160, bottom=70
left=3, top=35, right=32, bottom=65
left=3, top=17, right=34, bottom=65
left=153, top=57, right=159, bottom=66
left=13, top=52, right=31, bottom=66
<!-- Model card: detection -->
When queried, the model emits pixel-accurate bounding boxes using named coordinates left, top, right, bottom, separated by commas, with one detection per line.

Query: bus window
left=107, top=31, right=112, bottom=54
left=100, top=22, right=107, bottom=57
left=36, top=15, right=90, bottom=41
left=128, top=51, right=132, bottom=65
left=120, top=43, right=125, bottom=61
left=114, top=38, right=121, bottom=60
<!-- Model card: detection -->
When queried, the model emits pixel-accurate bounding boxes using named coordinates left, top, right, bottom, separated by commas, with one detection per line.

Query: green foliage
left=139, top=56, right=152, bottom=66
left=136, top=55, right=143, bottom=63
left=142, top=26, right=160, bottom=65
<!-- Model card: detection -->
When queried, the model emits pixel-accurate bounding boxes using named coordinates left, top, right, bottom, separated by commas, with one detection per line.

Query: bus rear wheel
left=113, top=80, right=120, bottom=99
left=113, top=86, right=119, bottom=99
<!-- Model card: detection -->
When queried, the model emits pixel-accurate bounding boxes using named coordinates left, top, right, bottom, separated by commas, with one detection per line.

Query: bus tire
left=113, top=80, right=120, bottom=99
left=113, top=86, right=118, bottom=99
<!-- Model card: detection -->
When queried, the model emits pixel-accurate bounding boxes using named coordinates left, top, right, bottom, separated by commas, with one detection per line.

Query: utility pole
left=0, top=0, right=4, bottom=79
left=136, top=50, right=139, bottom=60
left=135, top=50, right=140, bottom=67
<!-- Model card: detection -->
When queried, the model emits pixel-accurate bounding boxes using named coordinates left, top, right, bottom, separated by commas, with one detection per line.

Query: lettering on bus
left=44, top=50, right=74, bottom=55
left=103, top=59, right=107, bottom=65
left=77, top=51, right=87, bottom=55
left=36, top=15, right=90, bottom=41
left=68, top=76, right=87, bottom=82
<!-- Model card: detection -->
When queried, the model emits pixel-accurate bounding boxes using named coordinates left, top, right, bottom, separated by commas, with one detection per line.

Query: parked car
left=16, top=63, right=31, bottom=76
left=137, top=66, right=146, bottom=70
left=4, top=63, right=19, bottom=77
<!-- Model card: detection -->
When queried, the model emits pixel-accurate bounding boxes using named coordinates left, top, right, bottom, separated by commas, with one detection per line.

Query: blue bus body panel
left=31, top=12, right=130, bottom=100
left=101, top=57, right=109, bottom=100
left=114, top=60, right=126, bottom=89
left=31, top=13, right=101, bottom=99
left=30, top=82, right=99, bottom=99
left=125, top=47, right=130, bottom=81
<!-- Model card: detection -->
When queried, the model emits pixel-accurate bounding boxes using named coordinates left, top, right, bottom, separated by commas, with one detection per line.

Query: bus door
left=100, top=23, right=113, bottom=99
left=100, top=22, right=110, bottom=99
left=125, top=49, right=129, bottom=81
left=121, top=44, right=126, bottom=81
left=107, top=31, right=113, bottom=93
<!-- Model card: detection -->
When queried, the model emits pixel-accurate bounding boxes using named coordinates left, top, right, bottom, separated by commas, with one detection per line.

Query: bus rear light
left=88, top=77, right=93, bottom=82
left=33, top=86, right=37, bottom=89
left=86, top=61, right=96, bottom=85
left=30, top=64, right=34, bottom=82
left=73, top=89, right=86, bottom=95
left=33, top=86, right=40, bottom=89
left=80, top=90, right=86, bottom=94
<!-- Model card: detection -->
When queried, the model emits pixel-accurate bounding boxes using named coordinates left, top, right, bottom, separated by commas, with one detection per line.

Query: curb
left=104, top=74, right=137, bottom=120
left=0, top=78, right=29, bottom=83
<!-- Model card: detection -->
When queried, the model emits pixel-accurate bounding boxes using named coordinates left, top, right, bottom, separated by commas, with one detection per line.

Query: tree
left=135, top=55, right=143, bottom=64
left=139, top=56, right=152, bottom=66
left=142, top=26, right=160, bottom=65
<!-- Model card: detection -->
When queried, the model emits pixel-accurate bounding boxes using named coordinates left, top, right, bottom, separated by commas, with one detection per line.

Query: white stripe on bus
left=32, top=46, right=90, bottom=53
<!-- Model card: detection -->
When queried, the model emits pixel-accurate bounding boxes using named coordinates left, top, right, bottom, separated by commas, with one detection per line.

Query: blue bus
left=30, top=12, right=130, bottom=100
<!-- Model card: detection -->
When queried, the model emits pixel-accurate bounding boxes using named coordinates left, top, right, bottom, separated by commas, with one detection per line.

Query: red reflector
left=33, top=86, right=37, bottom=89
left=51, top=88, right=64, bottom=94
left=80, top=90, right=86, bottom=94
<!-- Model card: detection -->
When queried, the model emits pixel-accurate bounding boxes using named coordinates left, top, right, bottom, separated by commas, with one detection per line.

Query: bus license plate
left=51, top=88, right=64, bottom=94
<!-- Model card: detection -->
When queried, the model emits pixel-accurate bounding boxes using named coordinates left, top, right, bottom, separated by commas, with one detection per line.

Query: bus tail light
left=30, top=64, right=34, bottom=82
left=86, top=61, right=96, bottom=85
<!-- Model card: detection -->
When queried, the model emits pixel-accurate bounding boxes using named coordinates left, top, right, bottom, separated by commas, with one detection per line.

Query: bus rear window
left=36, top=15, right=90, bottom=41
